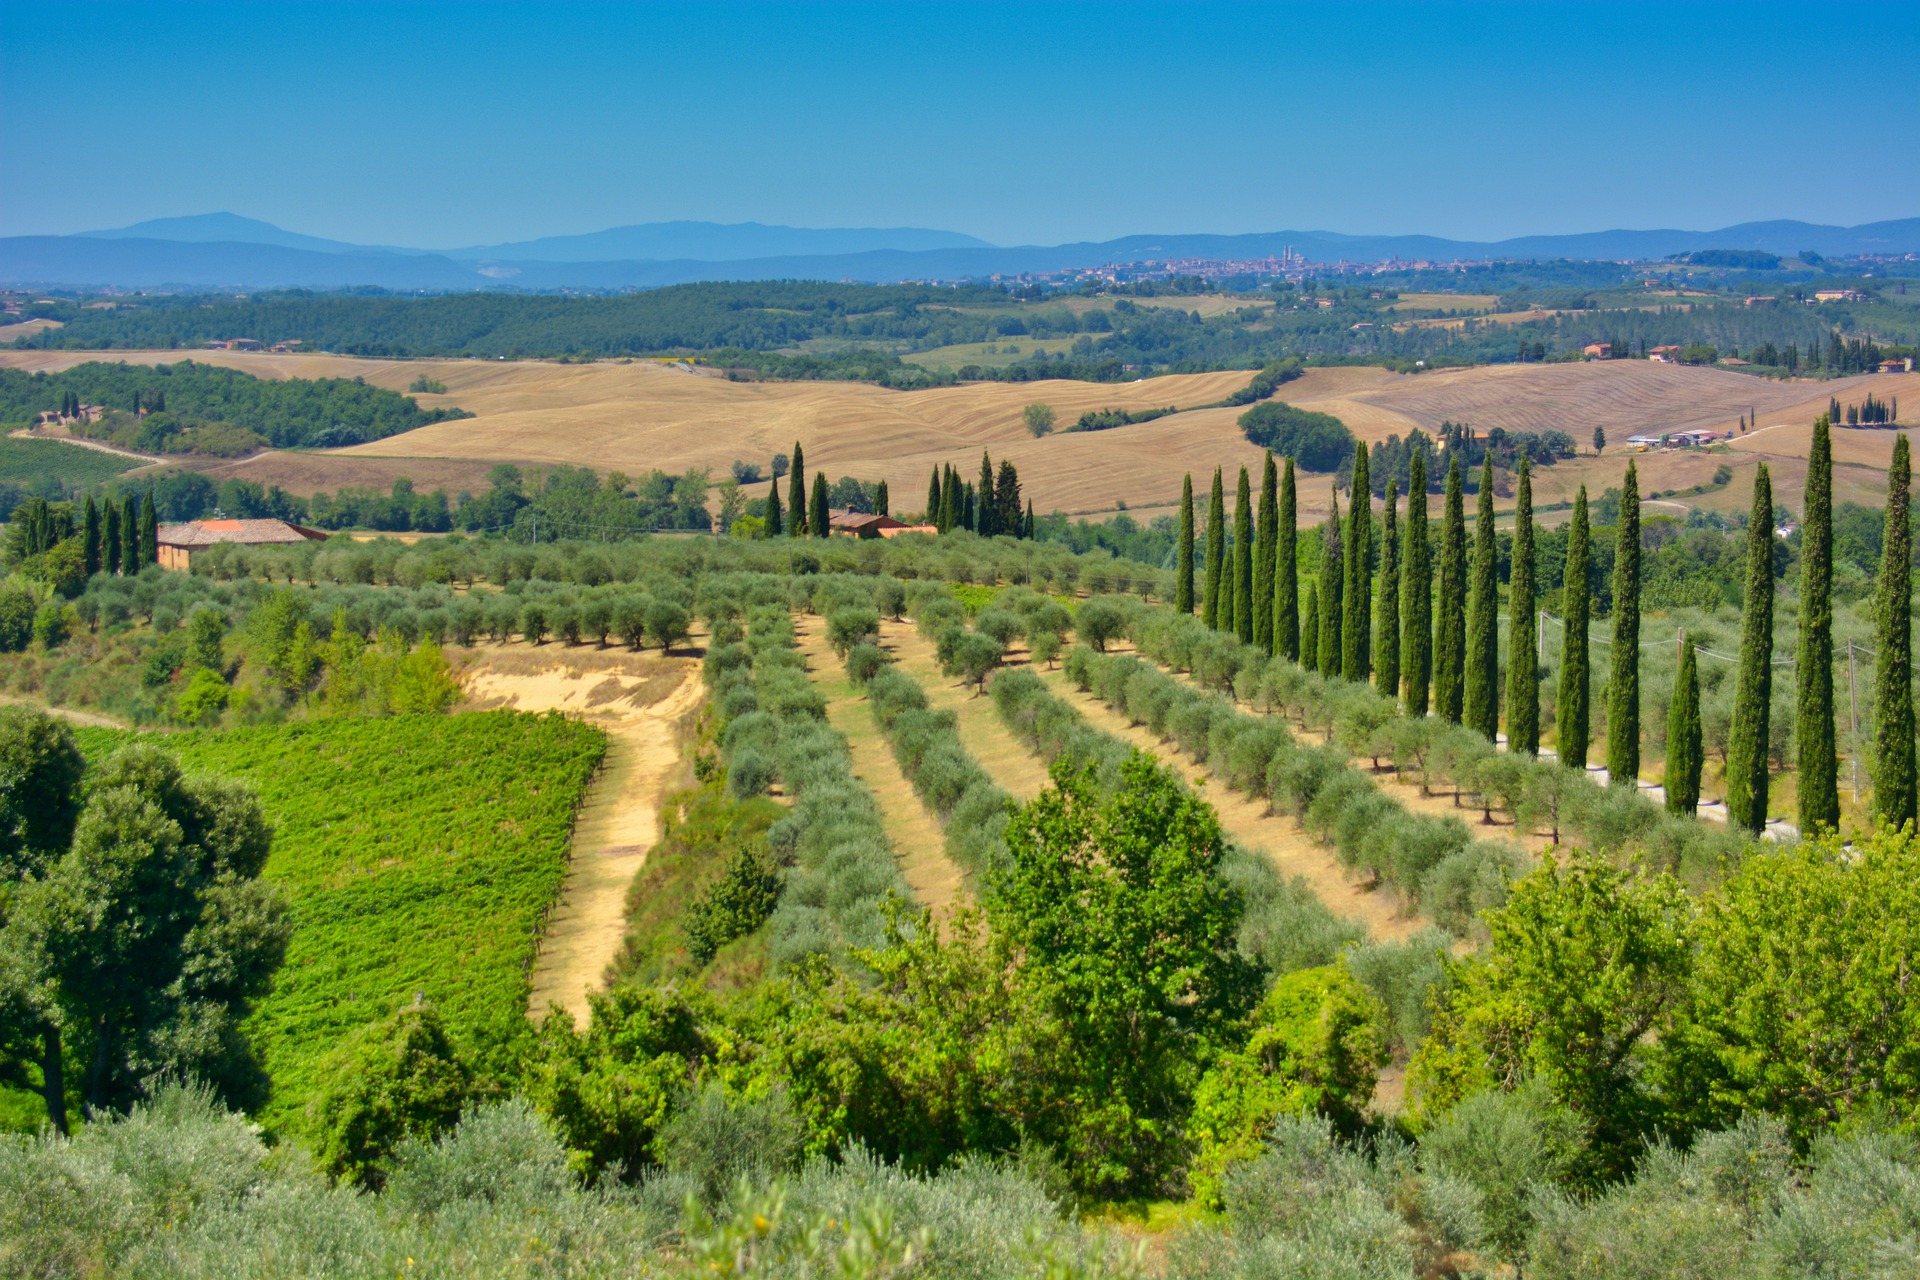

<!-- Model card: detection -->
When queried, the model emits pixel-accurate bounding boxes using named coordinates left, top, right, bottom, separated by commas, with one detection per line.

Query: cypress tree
left=1341, top=449, right=1371, bottom=681
left=1176, top=474, right=1196, bottom=614
left=1873, top=434, right=1914, bottom=830
left=82, top=495, right=101, bottom=577
left=1666, top=639, right=1703, bottom=815
left=927, top=467, right=942, bottom=524
left=1300, top=581, right=1320, bottom=674
left=1796, top=415, right=1838, bottom=831
left=788, top=443, right=807, bottom=536
left=963, top=481, right=976, bottom=531
left=1254, top=452, right=1278, bottom=653
left=766, top=477, right=784, bottom=536
left=121, top=496, right=140, bottom=572
left=1316, top=492, right=1342, bottom=675
left=104, top=499, right=121, bottom=575
left=1434, top=456, right=1467, bottom=723
left=1232, top=466, right=1254, bottom=643
left=140, top=494, right=158, bottom=565
left=810, top=472, right=830, bottom=539
left=1507, top=458, right=1539, bottom=755
left=1025, top=500, right=1034, bottom=539
left=1606, top=459, right=1642, bottom=786
left=935, top=467, right=952, bottom=532
left=875, top=479, right=889, bottom=517
left=1463, top=459, right=1499, bottom=742
left=1203, top=468, right=1225, bottom=629
left=1374, top=479, right=1400, bottom=699
left=1275, top=457, right=1299, bottom=660
left=978, top=452, right=997, bottom=537
left=994, top=461, right=1020, bottom=537
left=1725, top=465, right=1776, bottom=833
left=1401, top=452, right=1431, bottom=716
left=1558, top=486, right=1592, bottom=771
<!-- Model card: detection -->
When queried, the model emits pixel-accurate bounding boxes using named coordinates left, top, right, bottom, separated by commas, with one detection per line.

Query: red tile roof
left=155, top=519, right=329, bottom=548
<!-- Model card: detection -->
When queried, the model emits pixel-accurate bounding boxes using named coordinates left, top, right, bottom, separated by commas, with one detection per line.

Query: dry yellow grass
left=1, top=349, right=1908, bottom=520
left=1385, top=293, right=1498, bottom=312
left=0, top=318, right=62, bottom=342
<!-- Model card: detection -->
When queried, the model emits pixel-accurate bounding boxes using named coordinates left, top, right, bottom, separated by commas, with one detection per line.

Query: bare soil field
left=456, top=641, right=704, bottom=1025
left=1, top=348, right=1907, bottom=520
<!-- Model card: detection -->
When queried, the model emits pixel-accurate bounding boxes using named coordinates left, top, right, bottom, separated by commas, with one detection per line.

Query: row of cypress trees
left=1177, top=413, right=1910, bottom=835
left=79, top=492, right=159, bottom=575
left=924, top=453, right=1034, bottom=538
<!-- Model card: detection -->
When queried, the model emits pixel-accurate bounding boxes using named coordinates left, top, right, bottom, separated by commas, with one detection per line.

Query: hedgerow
left=703, top=599, right=911, bottom=966
left=1064, top=644, right=1525, bottom=936
left=1126, top=607, right=1754, bottom=886
left=989, top=665, right=1361, bottom=974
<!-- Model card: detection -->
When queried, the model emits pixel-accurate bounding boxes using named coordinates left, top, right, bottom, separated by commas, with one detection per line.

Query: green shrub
left=307, top=998, right=474, bottom=1189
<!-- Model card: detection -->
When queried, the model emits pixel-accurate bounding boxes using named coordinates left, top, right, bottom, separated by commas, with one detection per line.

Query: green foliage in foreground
left=71, top=711, right=605, bottom=1134
left=10, top=1083, right=1917, bottom=1278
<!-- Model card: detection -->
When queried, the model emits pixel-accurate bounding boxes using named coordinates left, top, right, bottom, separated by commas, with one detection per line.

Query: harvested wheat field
left=0, top=348, right=1909, bottom=520
left=456, top=641, right=704, bottom=1026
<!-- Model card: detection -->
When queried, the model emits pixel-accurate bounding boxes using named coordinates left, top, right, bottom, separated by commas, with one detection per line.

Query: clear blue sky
left=3, top=0, right=1915, bottom=247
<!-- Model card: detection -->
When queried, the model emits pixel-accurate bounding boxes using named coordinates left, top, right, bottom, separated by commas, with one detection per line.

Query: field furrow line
left=793, top=613, right=967, bottom=918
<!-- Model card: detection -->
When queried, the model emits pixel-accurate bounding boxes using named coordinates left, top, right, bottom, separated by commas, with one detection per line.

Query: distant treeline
left=0, top=361, right=469, bottom=448
left=12, top=274, right=1918, bottom=384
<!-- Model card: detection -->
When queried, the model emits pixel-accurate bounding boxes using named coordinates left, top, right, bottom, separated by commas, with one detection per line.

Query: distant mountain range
left=5, top=212, right=1917, bottom=292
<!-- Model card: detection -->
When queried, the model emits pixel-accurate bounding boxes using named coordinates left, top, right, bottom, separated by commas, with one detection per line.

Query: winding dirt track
left=457, top=644, right=704, bottom=1025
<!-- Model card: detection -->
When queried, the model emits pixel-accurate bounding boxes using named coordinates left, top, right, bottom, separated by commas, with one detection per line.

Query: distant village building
left=1626, top=433, right=1665, bottom=451
left=1670, top=430, right=1719, bottom=448
left=204, top=337, right=263, bottom=351
left=1582, top=342, right=1612, bottom=359
left=155, top=518, right=327, bottom=570
left=825, top=510, right=910, bottom=539
left=1881, top=357, right=1913, bottom=374
left=1742, top=295, right=1777, bottom=307
left=1648, top=345, right=1681, bottom=364
left=1812, top=289, right=1866, bottom=303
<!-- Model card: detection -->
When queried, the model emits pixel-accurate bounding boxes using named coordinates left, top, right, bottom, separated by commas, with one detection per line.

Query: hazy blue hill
left=446, top=220, right=994, bottom=262
left=73, top=213, right=412, bottom=256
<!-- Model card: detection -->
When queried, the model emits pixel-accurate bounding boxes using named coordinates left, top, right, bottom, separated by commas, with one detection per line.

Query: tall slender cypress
left=1342, top=449, right=1371, bottom=681
left=875, top=479, right=889, bottom=518
left=1558, top=487, right=1592, bottom=771
left=104, top=499, right=121, bottom=575
left=121, top=496, right=140, bottom=572
left=1464, top=459, right=1500, bottom=742
left=1203, top=468, right=1225, bottom=630
left=1176, top=474, right=1196, bottom=615
left=1507, top=458, right=1539, bottom=755
left=788, top=443, right=807, bottom=536
left=978, top=452, right=997, bottom=537
left=1232, top=466, right=1254, bottom=643
left=1725, top=466, right=1775, bottom=832
left=1666, top=639, right=1703, bottom=815
left=1375, top=480, right=1401, bottom=699
left=941, top=467, right=961, bottom=533
left=1275, top=458, right=1299, bottom=660
left=1316, top=491, right=1342, bottom=675
left=82, top=495, right=101, bottom=576
left=810, top=472, right=830, bottom=539
left=1254, top=452, right=1278, bottom=653
left=1402, top=452, right=1431, bottom=716
left=1873, top=435, right=1915, bottom=830
left=140, top=494, right=158, bottom=565
left=1435, top=456, right=1467, bottom=723
left=926, top=467, right=942, bottom=524
left=1606, top=460, right=1643, bottom=786
left=1796, top=415, right=1839, bottom=831
left=766, top=477, right=784, bottom=536
left=1300, top=582, right=1320, bottom=674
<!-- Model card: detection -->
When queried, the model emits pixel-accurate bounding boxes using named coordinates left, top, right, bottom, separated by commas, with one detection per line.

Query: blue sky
left=3, top=1, right=1915, bottom=247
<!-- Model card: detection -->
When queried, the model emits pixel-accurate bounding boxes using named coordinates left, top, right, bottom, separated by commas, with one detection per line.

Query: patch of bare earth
left=456, top=641, right=704, bottom=1025
left=791, top=614, right=966, bottom=920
